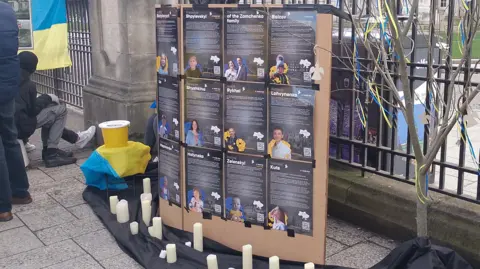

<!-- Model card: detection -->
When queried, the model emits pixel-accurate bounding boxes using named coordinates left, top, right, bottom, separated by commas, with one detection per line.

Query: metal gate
left=32, top=0, right=91, bottom=108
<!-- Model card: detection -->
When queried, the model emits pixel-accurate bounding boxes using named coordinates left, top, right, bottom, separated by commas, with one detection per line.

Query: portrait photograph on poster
left=183, top=8, right=223, bottom=79
left=225, top=153, right=266, bottom=225
left=268, top=84, right=315, bottom=161
left=158, top=138, right=181, bottom=206
left=225, top=82, right=267, bottom=155
left=185, top=147, right=223, bottom=216
left=268, top=159, right=313, bottom=236
left=157, top=75, right=180, bottom=141
left=185, top=78, right=223, bottom=150
left=156, top=7, right=179, bottom=77
left=268, top=8, right=316, bottom=86
left=224, top=8, right=267, bottom=82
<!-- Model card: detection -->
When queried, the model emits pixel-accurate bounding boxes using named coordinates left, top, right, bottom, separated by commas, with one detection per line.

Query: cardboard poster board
left=156, top=4, right=332, bottom=264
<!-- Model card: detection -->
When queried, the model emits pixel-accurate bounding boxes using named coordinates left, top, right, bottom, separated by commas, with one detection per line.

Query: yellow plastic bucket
left=99, top=120, right=130, bottom=148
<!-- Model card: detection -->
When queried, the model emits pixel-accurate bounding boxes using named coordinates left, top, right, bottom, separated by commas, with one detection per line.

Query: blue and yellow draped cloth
left=80, top=142, right=151, bottom=190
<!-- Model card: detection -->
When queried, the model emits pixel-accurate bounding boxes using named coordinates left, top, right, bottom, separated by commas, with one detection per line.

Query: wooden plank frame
left=156, top=4, right=332, bottom=264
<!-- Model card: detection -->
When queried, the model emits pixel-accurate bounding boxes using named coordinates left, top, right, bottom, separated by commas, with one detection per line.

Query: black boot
left=43, top=148, right=77, bottom=168
left=42, top=147, right=73, bottom=160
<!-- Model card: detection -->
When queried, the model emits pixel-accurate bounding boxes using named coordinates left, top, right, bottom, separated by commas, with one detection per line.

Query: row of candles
left=109, top=178, right=317, bottom=269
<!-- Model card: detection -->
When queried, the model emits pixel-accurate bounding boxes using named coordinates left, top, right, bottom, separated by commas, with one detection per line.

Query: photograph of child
left=157, top=53, right=169, bottom=75
left=185, top=120, right=204, bottom=147
left=227, top=197, right=244, bottom=222
left=188, top=187, right=204, bottom=213
left=185, top=55, right=202, bottom=78
left=160, top=176, right=169, bottom=200
left=269, top=55, right=290, bottom=85
left=269, top=206, right=287, bottom=231
left=268, top=127, right=292, bottom=160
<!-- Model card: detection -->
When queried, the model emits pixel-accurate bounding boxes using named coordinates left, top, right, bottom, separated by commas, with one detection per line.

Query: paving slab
left=73, top=229, right=124, bottom=261
left=43, top=254, right=103, bottom=269
left=0, top=214, right=24, bottom=232
left=39, top=164, right=84, bottom=182
left=0, top=239, right=86, bottom=269
left=68, top=204, right=101, bottom=221
left=368, top=235, right=399, bottom=250
left=35, top=218, right=104, bottom=245
left=11, top=193, right=58, bottom=214
left=16, top=204, right=77, bottom=232
left=326, top=242, right=391, bottom=269
left=100, top=253, right=145, bottom=269
left=326, top=238, right=349, bottom=258
left=26, top=169, right=55, bottom=186
left=0, top=227, right=44, bottom=259
left=326, top=217, right=375, bottom=246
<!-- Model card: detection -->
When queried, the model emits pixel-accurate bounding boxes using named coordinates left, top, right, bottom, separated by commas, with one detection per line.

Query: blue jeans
left=0, top=99, right=30, bottom=213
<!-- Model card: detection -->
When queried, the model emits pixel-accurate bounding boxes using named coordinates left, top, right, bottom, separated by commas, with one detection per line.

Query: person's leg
left=36, top=105, right=76, bottom=167
left=0, top=100, right=31, bottom=220
left=62, top=128, right=79, bottom=144
left=144, top=114, right=156, bottom=149
left=36, top=104, right=67, bottom=149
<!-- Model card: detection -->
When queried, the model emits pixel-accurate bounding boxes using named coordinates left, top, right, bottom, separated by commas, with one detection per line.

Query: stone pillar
left=83, top=0, right=157, bottom=142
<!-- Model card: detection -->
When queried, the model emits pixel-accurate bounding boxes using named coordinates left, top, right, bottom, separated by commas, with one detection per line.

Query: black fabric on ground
left=371, top=237, right=473, bottom=269
left=83, top=177, right=351, bottom=269
left=83, top=173, right=473, bottom=269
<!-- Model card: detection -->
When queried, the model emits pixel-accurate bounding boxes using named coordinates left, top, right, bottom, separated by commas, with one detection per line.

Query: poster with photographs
left=184, top=8, right=222, bottom=79
left=268, top=85, right=315, bottom=161
left=185, top=148, right=223, bottom=216
left=225, top=82, right=267, bottom=154
left=157, top=76, right=180, bottom=141
left=156, top=7, right=179, bottom=77
left=1, top=0, right=33, bottom=48
left=268, top=159, right=313, bottom=236
left=158, top=138, right=181, bottom=206
left=268, top=9, right=316, bottom=86
left=224, top=8, right=267, bottom=82
left=185, top=79, right=223, bottom=150
left=225, top=154, right=266, bottom=225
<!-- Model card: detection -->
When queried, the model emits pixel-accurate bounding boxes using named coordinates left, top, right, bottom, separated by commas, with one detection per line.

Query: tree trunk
left=416, top=171, right=428, bottom=237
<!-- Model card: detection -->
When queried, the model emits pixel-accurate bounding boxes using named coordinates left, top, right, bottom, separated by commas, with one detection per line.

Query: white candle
left=304, top=262, right=315, bottom=269
left=185, top=241, right=192, bottom=247
left=140, top=193, right=152, bottom=203
left=141, top=199, right=151, bottom=226
left=207, top=254, right=218, bottom=269
left=269, top=256, right=279, bottom=269
left=143, top=178, right=151, bottom=194
left=115, top=199, right=129, bottom=223
left=109, top=196, right=118, bottom=214
left=152, top=217, right=163, bottom=239
left=130, top=222, right=139, bottom=235
left=193, top=223, right=203, bottom=252
left=166, top=244, right=177, bottom=263
left=242, top=244, right=252, bottom=269
left=148, top=226, right=155, bottom=237
left=159, top=250, right=167, bottom=259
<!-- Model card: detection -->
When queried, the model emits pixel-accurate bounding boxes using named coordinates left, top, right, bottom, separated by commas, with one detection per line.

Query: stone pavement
left=0, top=109, right=397, bottom=269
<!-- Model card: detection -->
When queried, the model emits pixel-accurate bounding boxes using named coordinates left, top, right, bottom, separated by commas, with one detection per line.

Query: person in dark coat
left=15, top=51, right=96, bottom=168
left=0, top=2, right=32, bottom=222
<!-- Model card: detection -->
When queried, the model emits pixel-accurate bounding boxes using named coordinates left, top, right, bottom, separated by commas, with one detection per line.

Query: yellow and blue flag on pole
left=26, top=0, right=72, bottom=70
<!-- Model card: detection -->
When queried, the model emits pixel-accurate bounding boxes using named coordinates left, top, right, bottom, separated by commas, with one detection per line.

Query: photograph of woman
left=157, top=53, right=169, bottom=75
left=268, top=127, right=292, bottom=160
left=186, top=120, right=203, bottom=147
left=270, top=206, right=287, bottom=231
left=189, top=187, right=204, bottom=213
left=224, top=60, right=237, bottom=81
left=185, top=55, right=202, bottom=78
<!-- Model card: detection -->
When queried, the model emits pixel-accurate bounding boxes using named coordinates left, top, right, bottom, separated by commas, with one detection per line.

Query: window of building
left=440, top=0, right=447, bottom=7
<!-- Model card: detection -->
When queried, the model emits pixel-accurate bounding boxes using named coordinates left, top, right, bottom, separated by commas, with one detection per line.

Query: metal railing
left=328, top=0, right=480, bottom=204
left=32, top=0, right=91, bottom=108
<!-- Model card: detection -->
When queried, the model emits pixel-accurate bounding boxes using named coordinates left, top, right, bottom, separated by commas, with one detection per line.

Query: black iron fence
left=328, top=0, right=480, bottom=204
left=32, top=0, right=91, bottom=108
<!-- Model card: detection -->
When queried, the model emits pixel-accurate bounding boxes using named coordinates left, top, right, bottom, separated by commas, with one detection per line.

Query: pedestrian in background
left=0, top=2, right=32, bottom=222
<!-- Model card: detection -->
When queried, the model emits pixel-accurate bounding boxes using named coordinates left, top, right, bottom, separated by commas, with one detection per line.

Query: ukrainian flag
left=24, top=0, right=71, bottom=70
